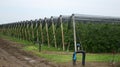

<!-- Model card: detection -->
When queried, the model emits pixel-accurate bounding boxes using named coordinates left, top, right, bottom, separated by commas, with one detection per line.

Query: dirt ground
left=0, top=38, right=119, bottom=67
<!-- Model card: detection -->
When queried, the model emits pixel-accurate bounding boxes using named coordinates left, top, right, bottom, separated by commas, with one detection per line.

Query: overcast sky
left=0, top=0, right=120, bottom=24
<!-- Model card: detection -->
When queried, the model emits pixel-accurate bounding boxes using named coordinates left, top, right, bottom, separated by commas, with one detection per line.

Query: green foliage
left=76, top=22, right=120, bottom=53
left=1, top=20, right=120, bottom=53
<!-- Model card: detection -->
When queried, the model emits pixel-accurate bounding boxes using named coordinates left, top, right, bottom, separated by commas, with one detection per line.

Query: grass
left=0, top=34, right=120, bottom=63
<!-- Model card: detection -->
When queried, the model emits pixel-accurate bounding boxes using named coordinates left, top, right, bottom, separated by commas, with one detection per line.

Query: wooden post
left=19, top=23, right=21, bottom=39
left=14, top=23, right=17, bottom=37
left=60, top=15, right=65, bottom=51
left=72, top=14, right=77, bottom=52
left=10, top=23, right=13, bottom=36
left=39, top=19, right=44, bottom=45
left=10, top=24, right=12, bottom=36
left=21, top=22, right=23, bottom=39
left=1, top=25, right=3, bottom=34
left=51, top=16, right=57, bottom=48
left=35, top=19, right=39, bottom=42
left=13, top=23, right=16, bottom=37
left=17, top=23, right=19, bottom=39
left=16, top=23, right=18, bottom=38
left=25, top=22, right=27, bottom=40
left=0, top=25, right=1, bottom=34
left=15, top=23, right=17, bottom=37
left=7, top=24, right=9, bottom=35
left=24, top=21, right=27, bottom=40
left=27, top=21, right=30, bottom=41
left=31, top=20, right=34, bottom=42
left=9, top=24, right=11, bottom=36
left=45, top=17, right=50, bottom=47
left=21, top=23, right=24, bottom=39
left=23, top=22, right=26, bottom=40
left=12, top=24, right=14, bottom=36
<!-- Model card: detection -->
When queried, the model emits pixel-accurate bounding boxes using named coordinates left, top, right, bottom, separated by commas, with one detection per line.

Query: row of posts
left=0, top=14, right=77, bottom=51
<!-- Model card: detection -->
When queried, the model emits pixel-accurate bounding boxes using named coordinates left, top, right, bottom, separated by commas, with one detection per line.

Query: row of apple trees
left=0, top=17, right=120, bottom=53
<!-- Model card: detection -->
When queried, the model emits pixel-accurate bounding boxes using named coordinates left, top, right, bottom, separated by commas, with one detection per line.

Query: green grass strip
left=0, top=34, right=120, bottom=63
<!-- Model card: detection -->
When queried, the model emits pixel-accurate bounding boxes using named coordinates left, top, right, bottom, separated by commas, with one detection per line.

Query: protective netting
left=0, top=14, right=120, bottom=52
